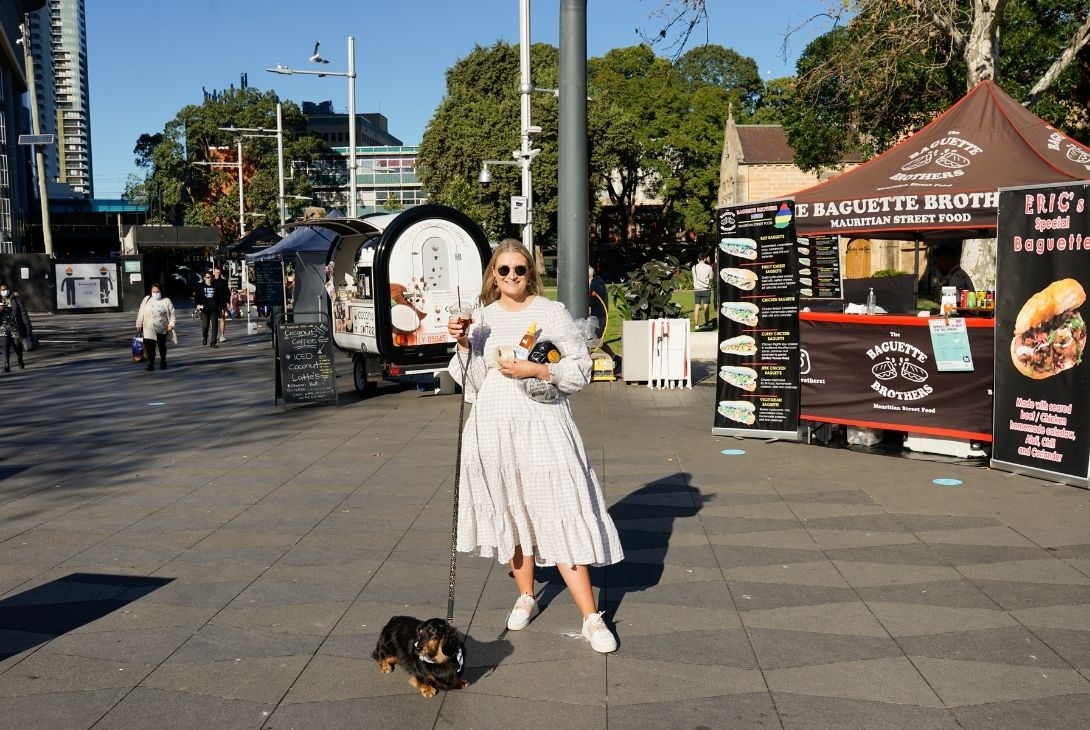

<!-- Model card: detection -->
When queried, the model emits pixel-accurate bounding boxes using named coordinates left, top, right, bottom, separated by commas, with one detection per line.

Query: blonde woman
left=447, top=239, right=623, bottom=653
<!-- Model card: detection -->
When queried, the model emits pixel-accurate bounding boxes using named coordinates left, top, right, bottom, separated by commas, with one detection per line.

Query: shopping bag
left=170, top=330, right=178, bottom=345
left=131, top=336, right=145, bottom=363
left=22, top=334, right=39, bottom=352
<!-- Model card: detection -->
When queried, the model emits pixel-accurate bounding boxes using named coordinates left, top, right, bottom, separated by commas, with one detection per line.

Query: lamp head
left=478, top=165, right=491, bottom=185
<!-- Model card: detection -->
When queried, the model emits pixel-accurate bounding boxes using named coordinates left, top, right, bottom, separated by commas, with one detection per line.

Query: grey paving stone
left=699, top=515, right=802, bottom=535
left=898, top=626, right=1070, bottom=667
left=823, top=543, right=951, bottom=567
left=211, top=601, right=351, bottom=636
left=0, top=651, right=154, bottom=697
left=855, top=579, right=997, bottom=609
left=794, top=514, right=910, bottom=532
left=93, top=687, right=271, bottom=730
left=911, top=656, right=1090, bottom=706
left=441, top=692, right=607, bottom=730
left=141, top=654, right=310, bottom=704
left=892, top=514, right=1002, bottom=531
left=606, top=656, right=765, bottom=705
left=748, top=627, right=904, bottom=669
left=784, top=490, right=878, bottom=506
left=169, top=624, right=325, bottom=662
left=764, top=656, right=942, bottom=706
left=774, top=693, right=959, bottom=729
left=973, top=580, right=1090, bottom=610
left=118, top=579, right=249, bottom=609
left=1027, top=627, right=1090, bottom=669
left=265, top=695, right=440, bottom=729
left=926, top=542, right=1056, bottom=565
left=866, top=601, right=1018, bottom=637
left=0, top=687, right=129, bottom=730
left=615, top=627, right=758, bottom=667
left=40, top=626, right=194, bottom=665
left=959, top=559, right=1090, bottom=585
left=951, top=691, right=1090, bottom=729
left=608, top=692, right=779, bottom=729
left=231, top=580, right=363, bottom=607
left=710, top=545, right=832, bottom=570
left=727, top=581, right=858, bottom=611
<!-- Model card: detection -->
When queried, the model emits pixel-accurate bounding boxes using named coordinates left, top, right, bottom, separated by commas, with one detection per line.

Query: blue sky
left=87, top=0, right=827, bottom=198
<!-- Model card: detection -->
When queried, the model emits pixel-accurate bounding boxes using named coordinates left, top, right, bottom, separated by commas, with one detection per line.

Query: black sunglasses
left=496, top=265, right=528, bottom=277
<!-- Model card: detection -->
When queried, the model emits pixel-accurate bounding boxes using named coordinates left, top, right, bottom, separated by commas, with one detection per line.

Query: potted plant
left=611, top=256, right=686, bottom=382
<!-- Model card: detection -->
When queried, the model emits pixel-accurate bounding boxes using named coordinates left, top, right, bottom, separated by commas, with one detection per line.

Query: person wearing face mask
left=446, top=239, right=624, bottom=654
left=136, top=283, right=175, bottom=371
left=0, top=282, right=33, bottom=372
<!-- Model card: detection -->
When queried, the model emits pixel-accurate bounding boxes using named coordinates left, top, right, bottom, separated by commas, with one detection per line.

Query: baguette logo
left=866, top=337, right=934, bottom=401
left=892, top=134, right=981, bottom=182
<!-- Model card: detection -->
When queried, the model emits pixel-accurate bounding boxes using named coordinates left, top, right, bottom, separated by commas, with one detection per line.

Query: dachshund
left=371, top=616, right=469, bottom=698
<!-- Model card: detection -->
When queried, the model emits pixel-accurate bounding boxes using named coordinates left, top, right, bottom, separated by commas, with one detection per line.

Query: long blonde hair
left=479, top=239, right=542, bottom=306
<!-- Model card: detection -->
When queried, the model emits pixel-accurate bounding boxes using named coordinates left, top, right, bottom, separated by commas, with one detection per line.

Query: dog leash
left=447, top=300, right=472, bottom=624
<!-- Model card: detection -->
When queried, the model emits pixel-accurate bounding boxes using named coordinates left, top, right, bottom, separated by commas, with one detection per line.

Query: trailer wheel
left=353, top=357, right=376, bottom=396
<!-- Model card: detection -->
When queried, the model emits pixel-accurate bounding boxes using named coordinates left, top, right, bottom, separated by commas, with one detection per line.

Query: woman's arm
left=542, top=301, right=592, bottom=394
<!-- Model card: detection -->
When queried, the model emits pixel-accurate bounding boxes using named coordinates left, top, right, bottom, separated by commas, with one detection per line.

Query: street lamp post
left=219, top=101, right=288, bottom=233
left=192, top=141, right=245, bottom=235
left=268, top=37, right=358, bottom=217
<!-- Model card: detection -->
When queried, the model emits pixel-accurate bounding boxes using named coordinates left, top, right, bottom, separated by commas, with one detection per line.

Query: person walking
left=193, top=271, right=224, bottom=347
left=212, top=267, right=231, bottom=342
left=447, top=239, right=624, bottom=653
left=136, top=283, right=175, bottom=371
left=691, top=252, right=714, bottom=329
left=0, top=282, right=34, bottom=372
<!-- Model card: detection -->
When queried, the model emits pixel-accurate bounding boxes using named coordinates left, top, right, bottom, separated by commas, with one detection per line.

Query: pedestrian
left=135, top=283, right=175, bottom=371
left=0, top=281, right=34, bottom=372
left=933, top=245, right=975, bottom=294
left=692, top=252, right=714, bottom=329
left=447, top=239, right=624, bottom=653
left=212, top=267, right=231, bottom=342
left=193, top=271, right=224, bottom=347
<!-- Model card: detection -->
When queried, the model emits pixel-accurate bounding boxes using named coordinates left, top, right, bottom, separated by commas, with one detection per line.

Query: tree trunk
left=959, top=237, right=996, bottom=291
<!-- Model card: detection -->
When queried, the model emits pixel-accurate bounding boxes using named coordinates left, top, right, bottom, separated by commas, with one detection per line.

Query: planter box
left=622, top=319, right=690, bottom=383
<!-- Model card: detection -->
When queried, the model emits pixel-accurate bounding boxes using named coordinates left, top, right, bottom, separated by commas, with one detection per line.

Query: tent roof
left=794, top=80, right=1090, bottom=238
left=246, top=224, right=338, bottom=262
left=227, top=224, right=281, bottom=255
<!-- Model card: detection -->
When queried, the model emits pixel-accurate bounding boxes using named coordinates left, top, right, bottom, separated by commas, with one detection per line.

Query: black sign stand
left=274, top=312, right=338, bottom=407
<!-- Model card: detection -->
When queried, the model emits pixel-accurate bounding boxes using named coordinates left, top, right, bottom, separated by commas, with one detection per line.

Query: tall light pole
left=192, top=142, right=245, bottom=235
left=268, top=37, right=358, bottom=217
left=20, top=20, right=52, bottom=256
left=518, top=0, right=535, bottom=262
left=219, top=101, right=288, bottom=233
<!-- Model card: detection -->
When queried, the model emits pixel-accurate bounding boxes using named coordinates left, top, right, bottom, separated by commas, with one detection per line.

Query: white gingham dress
left=448, top=296, right=624, bottom=568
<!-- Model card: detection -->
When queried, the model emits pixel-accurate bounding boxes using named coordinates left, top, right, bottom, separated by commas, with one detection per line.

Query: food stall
left=786, top=80, right=1090, bottom=454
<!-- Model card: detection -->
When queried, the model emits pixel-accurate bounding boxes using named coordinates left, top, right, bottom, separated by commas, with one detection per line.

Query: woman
left=0, top=282, right=33, bottom=372
left=136, top=283, right=175, bottom=371
left=447, top=239, right=624, bottom=653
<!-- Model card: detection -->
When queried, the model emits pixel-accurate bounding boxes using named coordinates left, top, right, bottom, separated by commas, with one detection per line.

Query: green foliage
left=124, top=87, right=326, bottom=241
left=612, top=256, right=684, bottom=320
left=872, top=269, right=911, bottom=278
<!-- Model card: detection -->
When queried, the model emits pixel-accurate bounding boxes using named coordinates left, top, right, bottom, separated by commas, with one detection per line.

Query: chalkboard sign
left=254, top=260, right=283, bottom=307
left=275, top=318, right=338, bottom=406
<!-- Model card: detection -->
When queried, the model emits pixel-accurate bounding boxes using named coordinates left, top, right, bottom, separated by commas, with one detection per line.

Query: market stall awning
left=794, top=80, right=1090, bottom=239
left=246, top=225, right=338, bottom=263
left=226, top=225, right=281, bottom=255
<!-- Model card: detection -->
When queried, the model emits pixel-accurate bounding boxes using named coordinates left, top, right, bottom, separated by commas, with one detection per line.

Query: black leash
left=447, top=305, right=472, bottom=624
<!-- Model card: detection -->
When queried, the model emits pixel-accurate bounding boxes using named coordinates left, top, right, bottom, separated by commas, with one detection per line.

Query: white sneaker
left=220, top=336, right=227, bottom=342
left=581, top=612, right=617, bottom=653
left=506, top=593, right=539, bottom=630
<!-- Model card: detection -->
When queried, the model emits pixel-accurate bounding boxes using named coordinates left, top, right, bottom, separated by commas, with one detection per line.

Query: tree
left=125, top=88, right=325, bottom=240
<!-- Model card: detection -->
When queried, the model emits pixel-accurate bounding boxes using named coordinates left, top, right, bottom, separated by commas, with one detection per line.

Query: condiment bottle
left=866, top=288, right=876, bottom=315
left=515, top=321, right=538, bottom=358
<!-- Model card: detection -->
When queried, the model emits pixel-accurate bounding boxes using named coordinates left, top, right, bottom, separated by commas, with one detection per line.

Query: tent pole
left=912, top=237, right=921, bottom=310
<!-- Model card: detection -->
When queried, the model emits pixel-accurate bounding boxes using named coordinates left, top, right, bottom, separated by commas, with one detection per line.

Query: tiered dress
left=448, top=296, right=624, bottom=568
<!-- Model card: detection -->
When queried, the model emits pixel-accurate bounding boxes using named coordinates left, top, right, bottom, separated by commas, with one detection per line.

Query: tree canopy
left=125, top=87, right=325, bottom=241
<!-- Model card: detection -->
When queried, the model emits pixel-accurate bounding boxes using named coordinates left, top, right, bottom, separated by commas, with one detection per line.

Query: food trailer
left=274, top=205, right=492, bottom=394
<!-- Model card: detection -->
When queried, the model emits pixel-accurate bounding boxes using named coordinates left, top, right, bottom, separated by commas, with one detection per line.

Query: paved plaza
left=0, top=311, right=1088, bottom=728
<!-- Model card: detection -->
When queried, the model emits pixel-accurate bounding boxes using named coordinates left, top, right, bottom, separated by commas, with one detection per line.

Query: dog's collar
left=417, top=647, right=464, bottom=671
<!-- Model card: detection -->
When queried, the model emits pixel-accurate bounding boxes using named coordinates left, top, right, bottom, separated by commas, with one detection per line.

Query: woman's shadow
left=537, top=473, right=708, bottom=618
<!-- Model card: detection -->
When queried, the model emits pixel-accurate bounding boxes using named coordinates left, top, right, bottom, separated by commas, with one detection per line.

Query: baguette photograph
left=720, top=334, right=758, bottom=356
left=719, top=237, right=758, bottom=261
left=719, top=365, right=758, bottom=391
left=720, top=267, right=758, bottom=291
left=721, top=301, right=759, bottom=327
left=717, top=400, right=756, bottom=425
left=1010, top=278, right=1086, bottom=380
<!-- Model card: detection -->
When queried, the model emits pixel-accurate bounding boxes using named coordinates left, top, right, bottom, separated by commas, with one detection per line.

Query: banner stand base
left=713, top=427, right=800, bottom=441
left=990, top=459, right=1088, bottom=491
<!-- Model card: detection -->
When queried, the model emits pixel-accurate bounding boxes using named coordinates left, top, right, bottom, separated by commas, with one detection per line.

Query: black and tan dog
left=371, top=616, right=469, bottom=698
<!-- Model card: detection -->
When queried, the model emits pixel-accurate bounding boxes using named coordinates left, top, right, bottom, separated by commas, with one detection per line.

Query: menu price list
left=798, top=235, right=842, bottom=299
left=277, top=321, right=337, bottom=406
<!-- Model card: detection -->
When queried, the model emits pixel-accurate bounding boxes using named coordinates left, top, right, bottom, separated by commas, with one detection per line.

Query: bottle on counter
left=967, top=290, right=977, bottom=308
left=866, top=288, right=876, bottom=315
left=959, top=290, right=968, bottom=308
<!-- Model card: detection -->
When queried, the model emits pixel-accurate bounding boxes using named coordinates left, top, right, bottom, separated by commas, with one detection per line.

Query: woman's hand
left=447, top=316, right=472, bottom=350
left=497, top=358, right=549, bottom=380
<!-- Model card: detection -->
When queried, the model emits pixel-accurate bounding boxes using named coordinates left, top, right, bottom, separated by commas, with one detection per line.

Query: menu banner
left=713, top=200, right=800, bottom=439
left=992, top=182, right=1090, bottom=488
left=797, top=234, right=842, bottom=300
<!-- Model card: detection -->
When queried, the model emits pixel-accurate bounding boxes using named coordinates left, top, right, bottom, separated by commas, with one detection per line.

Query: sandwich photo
left=800, top=287, right=813, bottom=297
left=719, top=238, right=758, bottom=260
left=799, top=277, right=813, bottom=287
left=721, top=301, right=759, bottom=327
left=799, top=268, right=811, bottom=276
left=720, top=334, right=757, bottom=356
left=1010, top=278, right=1086, bottom=380
left=799, top=257, right=811, bottom=267
left=797, top=246, right=810, bottom=256
left=719, top=365, right=758, bottom=391
left=720, top=267, right=758, bottom=291
left=718, top=400, right=755, bottom=425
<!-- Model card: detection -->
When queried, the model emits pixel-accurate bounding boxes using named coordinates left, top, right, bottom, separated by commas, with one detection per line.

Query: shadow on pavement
left=0, top=573, right=173, bottom=659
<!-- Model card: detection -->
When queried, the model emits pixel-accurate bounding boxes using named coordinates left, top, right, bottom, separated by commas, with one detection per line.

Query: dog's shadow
left=461, top=633, right=515, bottom=683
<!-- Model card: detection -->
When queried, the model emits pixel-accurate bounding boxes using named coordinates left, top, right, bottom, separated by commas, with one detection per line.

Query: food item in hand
left=718, top=400, right=755, bottom=425
left=719, top=365, right=758, bottom=391
left=720, top=334, right=757, bottom=356
left=720, top=267, right=758, bottom=291
left=1010, top=278, right=1086, bottom=379
left=721, top=302, right=759, bottom=327
left=719, top=238, right=757, bottom=260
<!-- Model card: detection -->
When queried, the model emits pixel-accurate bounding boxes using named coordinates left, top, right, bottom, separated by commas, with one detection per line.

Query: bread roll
left=1013, top=279, right=1085, bottom=335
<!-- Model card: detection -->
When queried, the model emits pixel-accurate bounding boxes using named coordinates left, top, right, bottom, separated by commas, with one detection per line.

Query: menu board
left=276, top=319, right=338, bottom=406
left=992, top=181, right=1090, bottom=488
left=713, top=200, right=800, bottom=440
left=797, top=234, right=842, bottom=300
left=254, top=260, right=284, bottom=307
